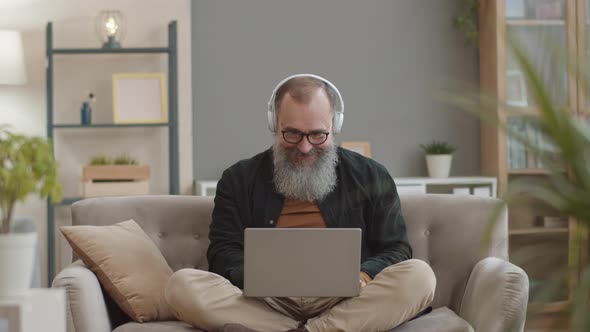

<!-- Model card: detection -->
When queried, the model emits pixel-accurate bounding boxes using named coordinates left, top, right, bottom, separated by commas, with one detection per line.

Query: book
left=473, top=186, right=492, bottom=197
left=452, top=187, right=470, bottom=195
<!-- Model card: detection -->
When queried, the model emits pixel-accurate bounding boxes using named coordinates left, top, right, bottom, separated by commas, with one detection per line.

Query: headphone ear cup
left=333, top=112, right=344, bottom=134
left=267, top=110, right=276, bottom=132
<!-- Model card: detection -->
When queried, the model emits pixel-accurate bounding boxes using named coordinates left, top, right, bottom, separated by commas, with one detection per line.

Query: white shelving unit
left=195, top=177, right=497, bottom=198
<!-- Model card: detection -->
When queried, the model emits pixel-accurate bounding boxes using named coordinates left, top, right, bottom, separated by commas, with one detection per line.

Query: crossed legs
left=165, top=259, right=436, bottom=332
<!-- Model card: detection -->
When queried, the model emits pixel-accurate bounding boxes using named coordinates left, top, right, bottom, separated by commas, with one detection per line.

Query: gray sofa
left=52, top=194, right=529, bottom=332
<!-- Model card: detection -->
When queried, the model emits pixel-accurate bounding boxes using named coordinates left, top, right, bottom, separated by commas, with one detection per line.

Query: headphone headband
left=267, top=73, right=344, bottom=134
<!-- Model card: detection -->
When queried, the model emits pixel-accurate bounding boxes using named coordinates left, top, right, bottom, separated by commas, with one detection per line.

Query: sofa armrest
left=52, top=261, right=112, bottom=332
left=459, top=257, right=529, bottom=332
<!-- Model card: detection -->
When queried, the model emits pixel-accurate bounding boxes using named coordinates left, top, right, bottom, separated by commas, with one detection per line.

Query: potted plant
left=83, top=153, right=146, bottom=180
left=451, top=36, right=590, bottom=330
left=0, top=126, right=62, bottom=295
left=82, top=153, right=150, bottom=197
left=420, top=140, right=457, bottom=178
left=452, top=0, right=480, bottom=46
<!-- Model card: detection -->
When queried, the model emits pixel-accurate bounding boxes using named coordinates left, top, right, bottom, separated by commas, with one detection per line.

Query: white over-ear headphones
left=267, top=73, right=344, bottom=134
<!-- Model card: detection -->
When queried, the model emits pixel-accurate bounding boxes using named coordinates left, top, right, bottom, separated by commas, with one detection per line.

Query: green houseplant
left=449, top=35, right=590, bottom=330
left=419, top=140, right=457, bottom=155
left=453, top=0, right=480, bottom=46
left=83, top=153, right=148, bottom=198
left=88, top=153, right=139, bottom=166
left=113, top=153, right=139, bottom=165
left=89, top=154, right=111, bottom=166
left=0, top=125, right=62, bottom=295
left=420, top=140, right=457, bottom=178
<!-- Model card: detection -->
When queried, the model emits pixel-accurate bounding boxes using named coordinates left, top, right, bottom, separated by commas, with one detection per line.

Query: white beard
left=272, top=141, right=338, bottom=202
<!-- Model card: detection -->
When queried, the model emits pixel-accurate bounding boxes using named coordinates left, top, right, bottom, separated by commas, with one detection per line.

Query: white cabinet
left=395, top=177, right=497, bottom=197
left=0, top=289, right=65, bottom=332
left=195, top=177, right=497, bottom=198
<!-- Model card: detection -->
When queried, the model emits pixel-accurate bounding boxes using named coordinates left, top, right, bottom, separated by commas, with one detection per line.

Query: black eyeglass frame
left=281, top=130, right=330, bottom=145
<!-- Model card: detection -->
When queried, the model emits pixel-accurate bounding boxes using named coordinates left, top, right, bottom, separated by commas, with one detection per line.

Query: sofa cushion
left=113, top=321, right=203, bottom=332
left=112, top=307, right=471, bottom=332
left=390, top=307, right=474, bottom=332
left=60, top=219, right=174, bottom=322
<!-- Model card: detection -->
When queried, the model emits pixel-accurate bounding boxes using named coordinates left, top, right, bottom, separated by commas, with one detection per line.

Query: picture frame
left=112, top=72, right=167, bottom=124
left=505, top=70, right=528, bottom=107
left=340, top=141, right=372, bottom=158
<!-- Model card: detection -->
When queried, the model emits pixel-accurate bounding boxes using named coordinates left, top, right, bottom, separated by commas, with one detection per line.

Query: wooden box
left=82, top=180, right=149, bottom=198
left=81, top=165, right=150, bottom=198
left=535, top=216, right=568, bottom=228
left=83, top=165, right=150, bottom=181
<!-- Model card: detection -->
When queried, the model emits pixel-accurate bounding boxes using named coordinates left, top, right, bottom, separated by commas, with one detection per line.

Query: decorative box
left=81, top=165, right=150, bottom=198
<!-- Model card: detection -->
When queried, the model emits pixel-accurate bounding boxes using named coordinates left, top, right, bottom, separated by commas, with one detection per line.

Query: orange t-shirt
left=276, top=198, right=326, bottom=228
left=276, top=198, right=372, bottom=283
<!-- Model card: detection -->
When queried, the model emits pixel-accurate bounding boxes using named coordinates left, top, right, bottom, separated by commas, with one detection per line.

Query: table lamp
left=95, top=10, right=126, bottom=49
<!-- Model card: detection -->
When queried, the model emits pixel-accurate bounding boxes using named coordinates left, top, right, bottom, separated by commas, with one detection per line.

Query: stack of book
left=507, top=118, right=559, bottom=170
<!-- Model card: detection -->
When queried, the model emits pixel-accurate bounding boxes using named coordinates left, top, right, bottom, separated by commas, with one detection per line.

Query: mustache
left=284, top=146, right=322, bottom=157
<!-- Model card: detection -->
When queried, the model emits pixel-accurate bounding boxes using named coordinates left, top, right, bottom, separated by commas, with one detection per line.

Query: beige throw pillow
left=60, top=219, right=174, bottom=322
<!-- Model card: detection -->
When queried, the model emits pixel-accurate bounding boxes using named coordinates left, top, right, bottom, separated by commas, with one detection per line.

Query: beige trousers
left=165, top=259, right=436, bottom=332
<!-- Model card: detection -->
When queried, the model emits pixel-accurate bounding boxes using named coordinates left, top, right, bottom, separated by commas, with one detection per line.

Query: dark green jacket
left=207, top=147, right=412, bottom=289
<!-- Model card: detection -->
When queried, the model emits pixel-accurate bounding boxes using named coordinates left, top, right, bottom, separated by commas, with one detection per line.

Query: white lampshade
left=0, top=30, right=26, bottom=85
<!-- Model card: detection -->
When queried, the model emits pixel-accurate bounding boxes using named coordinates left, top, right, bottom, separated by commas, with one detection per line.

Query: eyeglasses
left=281, top=130, right=330, bottom=145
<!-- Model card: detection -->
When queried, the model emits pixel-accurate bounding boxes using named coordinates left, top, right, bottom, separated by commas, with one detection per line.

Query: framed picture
left=506, top=70, right=528, bottom=107
left=112, top=73, right=167, bottom=124
left=341, top=141, right=372, bottom=158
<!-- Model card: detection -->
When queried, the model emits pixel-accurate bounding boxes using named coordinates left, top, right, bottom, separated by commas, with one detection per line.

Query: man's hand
left=360, top=272, right=371, bottom=288
left=359, top=278, right=367, bottom=288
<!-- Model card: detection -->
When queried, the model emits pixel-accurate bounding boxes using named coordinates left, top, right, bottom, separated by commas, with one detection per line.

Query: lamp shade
left=0, top=30, right=26, bottom=85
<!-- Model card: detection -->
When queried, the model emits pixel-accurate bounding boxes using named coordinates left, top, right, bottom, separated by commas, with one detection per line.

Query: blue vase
left=81, top=102, right=92, bottom=125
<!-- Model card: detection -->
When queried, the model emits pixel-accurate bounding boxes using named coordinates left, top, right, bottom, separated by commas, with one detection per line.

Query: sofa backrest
left=71, top=195, right=214, bottom=272
left=70, top=193, right=507, bottom=313
left=400, top=194, right=507, bottom=313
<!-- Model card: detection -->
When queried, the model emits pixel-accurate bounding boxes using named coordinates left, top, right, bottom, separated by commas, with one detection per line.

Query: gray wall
left=191, top=0, right=479, bottom=181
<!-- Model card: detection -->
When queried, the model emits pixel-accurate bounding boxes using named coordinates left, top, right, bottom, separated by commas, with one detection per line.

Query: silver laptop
left=244, top=228, right=362, bottom=297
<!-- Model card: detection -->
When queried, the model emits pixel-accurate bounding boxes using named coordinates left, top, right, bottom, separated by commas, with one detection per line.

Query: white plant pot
left=426, top=154, right=453, bottom=178
left=0, top=232, right=37, bottom=296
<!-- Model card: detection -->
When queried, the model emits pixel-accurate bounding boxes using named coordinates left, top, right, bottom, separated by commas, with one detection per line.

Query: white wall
left=0, top=0, right=192, bottom=286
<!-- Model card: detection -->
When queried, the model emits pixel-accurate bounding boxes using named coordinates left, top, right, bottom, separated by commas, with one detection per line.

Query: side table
left=0, top=289, right=65, bottom=332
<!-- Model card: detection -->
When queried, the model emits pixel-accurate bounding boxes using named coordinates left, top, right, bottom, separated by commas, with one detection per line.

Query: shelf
left=504, top=107, right=572, bottom=117
left=504, top=107, right=539, bottom=116
left=395, top=177, right=496, bottom=186
left=51, top=47, right=169, bottom=55
left=510, top=227, right=569, bottom=235
left=53, top=123, right=170, bottom=129
left=45, top=21, right=180, bottom=285
left=508, top=168, right=550, bottom=175
left=506, top=19, right=565, bottom=26
left=55, top=197, right=82, bottom=206
left=528, top=300, right=569, bottom=314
